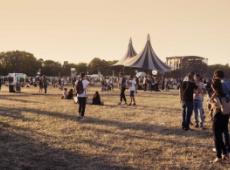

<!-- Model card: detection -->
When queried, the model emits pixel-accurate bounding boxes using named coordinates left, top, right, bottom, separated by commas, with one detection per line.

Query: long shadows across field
left=0, top=122, right=136, bottom=170
left=0, top=96, right=43, bottom=104
left=0, top=106, right=212, bottom=139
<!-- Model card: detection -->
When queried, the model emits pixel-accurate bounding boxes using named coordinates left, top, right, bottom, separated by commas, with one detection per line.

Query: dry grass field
left=0, top=86, right=229, bottom=170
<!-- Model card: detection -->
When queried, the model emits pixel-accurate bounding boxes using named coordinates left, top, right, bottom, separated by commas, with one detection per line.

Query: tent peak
left=129, top=37, right=132, bottom=44
left=113, top=37, right=137, bottom=66
left=147, top=34, right=151, bottom=41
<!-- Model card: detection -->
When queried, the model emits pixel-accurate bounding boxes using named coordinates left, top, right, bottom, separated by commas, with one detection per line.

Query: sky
left=0, top=0, right=229, bottom=65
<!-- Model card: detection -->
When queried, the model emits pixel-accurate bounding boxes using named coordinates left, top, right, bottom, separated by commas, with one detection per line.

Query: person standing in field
left=118, top=74, right=127, bottom=105
left=128, top=75, right=137, bottom=106
left=180, top=72, right=197, bottom=131
left=43, top=75, right=48, bottom=94
left=193, top=74, right=206, bottom=129
left=210, top=70, right=229, bottom=163
left=143, top=76, right=147, bottom=91
left=38, top=76, right=43, bottom=93
left=75, top=72, right=89, bottom=119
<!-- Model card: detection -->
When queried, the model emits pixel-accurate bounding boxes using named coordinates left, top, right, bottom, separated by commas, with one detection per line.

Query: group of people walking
left=180, top=72, right=206, bottom=130
left=180, top=70, right=230, bottom=163
left=73, top=72, right=137, bottom=119
left=38, top=75, right=48, bottom=94
left=118, top=74, right=137, bottom=106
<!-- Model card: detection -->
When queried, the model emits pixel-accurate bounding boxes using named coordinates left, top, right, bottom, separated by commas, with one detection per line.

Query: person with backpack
left=118, top=74, right=127, bottom=105
left=180, top=72, right=197, bottom=131
left=75, top=72, right=89, bottom=119
left=210, top=70, right=229, bottom=163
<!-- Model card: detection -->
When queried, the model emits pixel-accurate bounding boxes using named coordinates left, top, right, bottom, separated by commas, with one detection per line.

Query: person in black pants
left=223, top=115, right=230, bottom=153
left=78, top=97, right=87, bottom=116
left=213, top=111, right=228, bottom=161
left=180, top=72, right=197, bottom=131
left=43, top=75, right=48, bottom=94
left=120, top=87, right=126, bottom=103
left=211, top=70, right=229, bottom=163
left=118, top=75, right=127, bottom=105
left=76, top=72, right=89, bottom=119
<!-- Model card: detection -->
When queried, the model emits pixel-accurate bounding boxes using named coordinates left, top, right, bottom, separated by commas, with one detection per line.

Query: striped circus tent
left=113, top=38, right=137, bottom=66
left=124, top=35, right=171, bottom=73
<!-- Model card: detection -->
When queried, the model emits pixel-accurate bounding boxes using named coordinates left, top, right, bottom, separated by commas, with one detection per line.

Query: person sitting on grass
left=66, top=88, right=74, bottom=99
left=128, top=75, right=136, bottom=106
left=61, top=88, right=68, bottom=99
left=92, top=91, right=104, bottom=105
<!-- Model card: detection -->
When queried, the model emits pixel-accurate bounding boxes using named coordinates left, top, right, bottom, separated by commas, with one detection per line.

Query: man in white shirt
left=129, top=75, right=137, bottom=106
left=75, top=72, right=89, bottom=119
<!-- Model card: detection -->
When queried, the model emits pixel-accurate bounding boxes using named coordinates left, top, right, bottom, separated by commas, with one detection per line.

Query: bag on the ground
left=76, top=80, right=84, bottom=94
left=221, top=80, right=230, bottom=115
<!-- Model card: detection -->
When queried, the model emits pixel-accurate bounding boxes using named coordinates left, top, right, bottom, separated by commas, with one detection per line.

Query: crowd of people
left=180, top=70, right=230, bottom=163
left=0, top=69, right=229, bottom=164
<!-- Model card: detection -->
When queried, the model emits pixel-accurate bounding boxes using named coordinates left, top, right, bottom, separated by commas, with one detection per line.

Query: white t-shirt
left=193, top=81, right=205, bottom=101
left=143, top=77, right=146, bottom=84
left=129, top=79, right=136, bottom=91
left=75, top=79, right=89, bottom=97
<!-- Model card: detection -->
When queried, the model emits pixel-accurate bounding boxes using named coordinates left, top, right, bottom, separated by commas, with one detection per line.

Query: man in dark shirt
left=180, top=72, right=197, bottom=130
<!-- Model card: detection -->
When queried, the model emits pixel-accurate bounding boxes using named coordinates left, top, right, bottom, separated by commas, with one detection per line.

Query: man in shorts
left=129, top=75, right=136, bottom=106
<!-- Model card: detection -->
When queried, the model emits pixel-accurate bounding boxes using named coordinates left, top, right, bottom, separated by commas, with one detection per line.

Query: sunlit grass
left=0, top=86, right=229, bottom=170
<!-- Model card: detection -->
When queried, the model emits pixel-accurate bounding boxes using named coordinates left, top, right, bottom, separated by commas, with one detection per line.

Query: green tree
left=0, top=51, right=40, bottom=76
left=88, top=58, right=115, bottom=75
left=42, top=60, right=62, bottom=76
left=75, top=63, right=88, bottom=74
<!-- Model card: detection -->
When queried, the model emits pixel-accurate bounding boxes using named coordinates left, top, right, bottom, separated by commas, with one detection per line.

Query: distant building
left=166, top=56, right=208, bottom=70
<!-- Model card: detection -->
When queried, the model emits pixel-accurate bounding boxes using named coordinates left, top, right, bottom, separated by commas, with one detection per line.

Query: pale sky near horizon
left=0, top=0, right=229, bottom=65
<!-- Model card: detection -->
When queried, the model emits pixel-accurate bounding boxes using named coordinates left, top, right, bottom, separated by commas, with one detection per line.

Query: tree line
left=0, top=51, right=118, bottom=76
left=0, top=50, right=229, bottom=78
